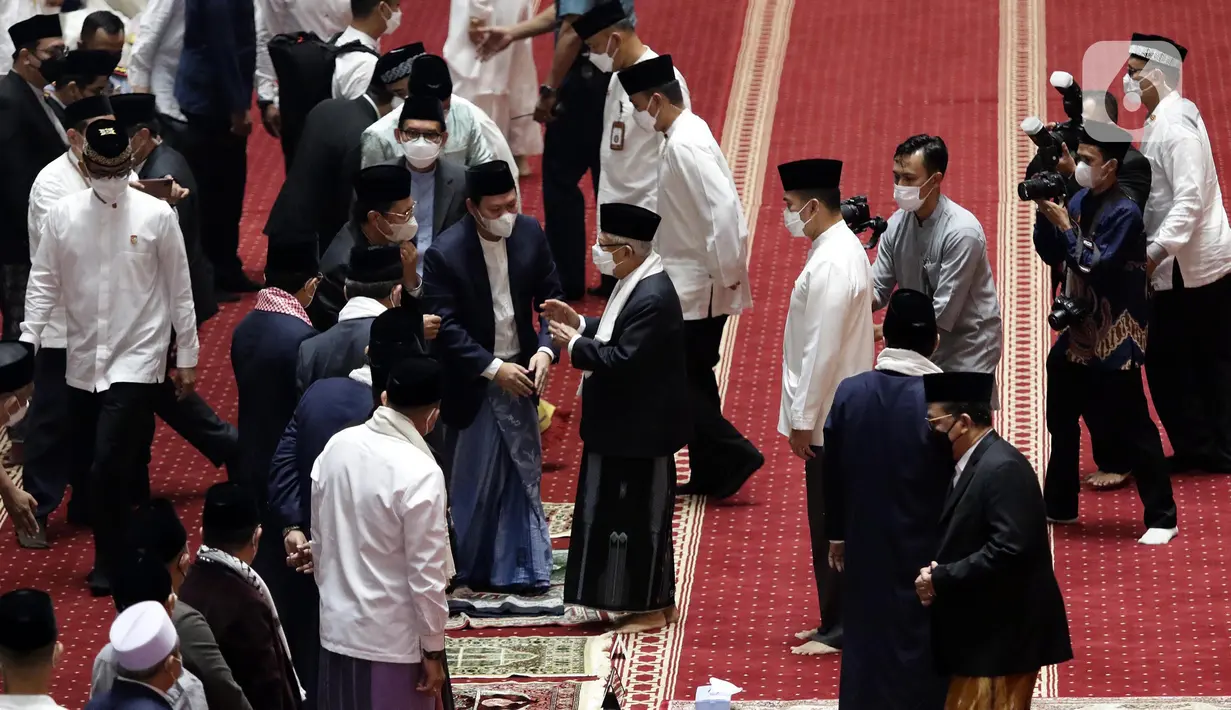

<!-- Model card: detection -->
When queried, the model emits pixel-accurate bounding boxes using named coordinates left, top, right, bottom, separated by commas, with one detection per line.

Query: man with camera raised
left=1032, top=121, right=1178, bottom=545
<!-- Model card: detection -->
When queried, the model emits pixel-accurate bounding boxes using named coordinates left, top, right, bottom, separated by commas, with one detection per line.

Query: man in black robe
left=822, top=288, right=948, bottom=709
left=263, top=43, right=422, bottom=257
left=916, top=372, right=1073, bottom=708
left=0, top=14, right=67, bottom=339
left=544, top=203, right=689, bottom=633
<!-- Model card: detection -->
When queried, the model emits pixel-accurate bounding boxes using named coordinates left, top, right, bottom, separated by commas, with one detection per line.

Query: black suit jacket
left=573, top=271, right=690, bottom=458
left=1118, top=147, right=1151, bottom=212
left=422, top=214, right=564, bottom=429
left=930, top=431, right=1073, bottom=677
left=141, top=142, right=219, bottom=323
left=264, top=97, right=380, bottom=254
left=179, top=559, right=301, bottom=710
left=295, top=315, right=375, bottom=395
left=0, top=71, right=67, bottom=264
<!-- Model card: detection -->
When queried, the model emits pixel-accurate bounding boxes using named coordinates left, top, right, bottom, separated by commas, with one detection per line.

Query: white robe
left=311, top=407, right=451, bottom=664
left=444, top=0, right=542, bottom=157
left=777, top=221, right=875, bottom=447
left=655, top=109, right=752, bottom=319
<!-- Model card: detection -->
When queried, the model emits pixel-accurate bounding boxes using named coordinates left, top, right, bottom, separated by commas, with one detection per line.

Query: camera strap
left=1067, top=186, right=1122, bottom=283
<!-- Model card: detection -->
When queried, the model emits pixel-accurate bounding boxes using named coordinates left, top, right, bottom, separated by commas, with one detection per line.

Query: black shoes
left=87, top=568, right=112, bottom=597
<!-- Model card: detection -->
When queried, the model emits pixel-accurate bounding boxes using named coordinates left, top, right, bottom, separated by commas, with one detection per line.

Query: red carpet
left=4, top=0, right=1231, bottom=706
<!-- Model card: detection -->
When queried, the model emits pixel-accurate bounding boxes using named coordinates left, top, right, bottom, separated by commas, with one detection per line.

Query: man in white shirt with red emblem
left=20, top=119, right=198, bottom=597
left=1127, top=33, right=1231, bottom=474
left=619, top=54, right=762, bottom=499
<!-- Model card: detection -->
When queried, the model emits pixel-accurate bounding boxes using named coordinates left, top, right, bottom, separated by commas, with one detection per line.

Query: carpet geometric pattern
left=545, top=502, right=573, bottom=539
left=454, top=681, right=583, bottom=710
left=446, top=635, right=608, bottom=680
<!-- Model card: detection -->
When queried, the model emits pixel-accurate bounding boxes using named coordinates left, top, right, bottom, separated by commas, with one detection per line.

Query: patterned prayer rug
left=544, top=502, right=574, bottom=539
left=453, top=681, right=583, bottom=710
left=447, top=550, right=619, bottom=629
left=446, top=634, right=611, bottom=680
left=666, top=700, right=1231, bottom=710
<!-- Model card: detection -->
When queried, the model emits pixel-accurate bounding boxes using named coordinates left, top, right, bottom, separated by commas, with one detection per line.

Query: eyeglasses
left=925, top=413, right=955, bottom=425
left=400, top=129, right=443, bottom=143
left=385, top=205, right=415, bottom=223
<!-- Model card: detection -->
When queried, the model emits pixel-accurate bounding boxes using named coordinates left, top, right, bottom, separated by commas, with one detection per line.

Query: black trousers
left=0, top=264, right=30, bottom=340
left=156, top=112, right=191, bottom=153
left=542, top=60, right=605, bottom=300
left=131, top=379, right=240, bottom=501
left=69, top=382, right=160, bottom=574
left=681, top=315, right=762, bottom=494
left=179, top=113, right=249, bottom=284
left=805, top=445, right=842, bottom=648
left=1146, top=273, right=1231, bottom=471
left=1043, top=345, right=1177, bottom=529
left=25, top=350, right=92, bottom=519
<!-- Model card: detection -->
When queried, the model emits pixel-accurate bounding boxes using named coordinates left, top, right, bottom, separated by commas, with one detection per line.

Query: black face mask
left=929, top=423, right=956, bottom=460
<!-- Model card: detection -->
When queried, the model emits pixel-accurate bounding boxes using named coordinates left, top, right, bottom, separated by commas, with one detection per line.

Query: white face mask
left=402, top=137, right=441, bottom=169
left=1074, top=161, right=1094, bottom=189
left=783, top=200, right=815, bottom=238
left=383, top=215, right=419, bottom=243
left=482, top=212, right=516, bottom=238
left=633, top=97, right=658, bottom=132
left=383, top=5, right=402, bottom=35
left=588, top=36, right=615, bottom=73
left=893, top=174, right=935, bottom=213
left=1123, top=72, right=1142, bottom=96
left=92, top=176, right=129, bottom=203
left=3, top=397, right=28, bottom=427
left=591, top=243, right=620, bottom=276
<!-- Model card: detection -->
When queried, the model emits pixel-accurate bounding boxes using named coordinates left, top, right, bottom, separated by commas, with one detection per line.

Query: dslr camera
left=1017, top=171, right=1067, bottom=201
left=840, top=195, right=889, bottom=250
left=1048, top=293, right=1091, bottom=332
left=1018, top=71, right=1085, bottom=187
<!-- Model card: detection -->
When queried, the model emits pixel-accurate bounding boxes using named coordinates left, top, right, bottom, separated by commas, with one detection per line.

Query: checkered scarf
left=254, top=288, right=312, bottom=327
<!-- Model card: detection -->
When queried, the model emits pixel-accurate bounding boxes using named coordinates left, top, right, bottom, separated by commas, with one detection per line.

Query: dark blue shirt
left=176, top=0, right=257, bottom=118
left=1033, top=187, right=1149, bottom=370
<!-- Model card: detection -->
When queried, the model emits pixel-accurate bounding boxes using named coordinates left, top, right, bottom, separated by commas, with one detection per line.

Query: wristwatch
left=539, top=84, right=557, bottom=100
left=282, top=525, right=302, bottom=538
left=422, top=649, right=446, bottom=661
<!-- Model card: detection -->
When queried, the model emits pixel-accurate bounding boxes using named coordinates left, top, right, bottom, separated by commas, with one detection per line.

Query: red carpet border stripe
left=616, top=0, right=794, bottom=705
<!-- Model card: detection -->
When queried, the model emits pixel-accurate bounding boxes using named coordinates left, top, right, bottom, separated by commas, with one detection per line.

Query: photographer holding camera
left=1032, top=121, right=1178, bottom=545
left=1051, top=90, right=1151, bottom=211
left=871, top=135, right=1002, bottom=381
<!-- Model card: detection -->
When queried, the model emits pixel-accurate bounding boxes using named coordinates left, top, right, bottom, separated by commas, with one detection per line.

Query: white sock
left=1138, top=527, right=1179, bottom=545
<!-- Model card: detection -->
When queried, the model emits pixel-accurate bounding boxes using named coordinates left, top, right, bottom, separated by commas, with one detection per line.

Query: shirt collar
left=116, top=677, right=174, bottom=703
left=955, top=428, right=993, bottom=475
left=254, top=287, right=314, bottom=327
left=914, top=194, right=948, bottom=228
left=0, top=694, right=66, bottom=708
left=665, top=108, right=691, bottom=140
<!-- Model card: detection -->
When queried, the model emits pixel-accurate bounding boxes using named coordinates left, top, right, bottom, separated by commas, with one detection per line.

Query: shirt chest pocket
left=921, top=256, right=942, bottom=296
left=117, top=236, right=157, bottom=294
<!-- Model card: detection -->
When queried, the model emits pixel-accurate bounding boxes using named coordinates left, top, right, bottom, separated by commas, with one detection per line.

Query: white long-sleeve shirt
left=20, top=187, right=199, bottom=392
left=655, top=109, right=752, bottom=320
left=312, top=406, right=450, bottom=664
left=27, top=153, right=136, bottom=351
left=127, top=0, right=186, bottom=121
left=1140, top=91, right=1231, bottom=291
left=597, top=46, right=690, bottom=211
left=778, top=221, right=874, bottom=447
left=254, top=0, right=351, bottom=104
left=476, top=232, right=553, bottom=379
left=330, top=25, right=380, bottom=100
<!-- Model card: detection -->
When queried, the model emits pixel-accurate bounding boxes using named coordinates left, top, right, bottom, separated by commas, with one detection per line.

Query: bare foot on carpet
left=616, top=607, right=676, bottom=634
left=794, top=627, right=818, bottom=641
left=1086, top=471, right=1131, bottom=490
left=791, top=640, right=840, bottom=656
left=515, top=156, right=533, bottom=177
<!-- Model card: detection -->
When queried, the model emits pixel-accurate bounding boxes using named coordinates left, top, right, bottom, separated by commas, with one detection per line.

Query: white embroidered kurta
left=597, top=47, right=690, bottom=211
left=311, top=407, right=450, bottom=664
left=1139, top=91, right=1231, bottom=291
left=27, top=152, right=136, bottom=351
left=444, top=0, right=542, bottom=156
left=20, top=187, right=199, bottom=393
left=330, top=25, right=380, bottom=100
left=656, top=110, right=752, bottom=320
left=778, top=221, right=874, bottom=447
left=255, top=0, right=351, bottom=104
left=128, top=0, right=187, bottom=121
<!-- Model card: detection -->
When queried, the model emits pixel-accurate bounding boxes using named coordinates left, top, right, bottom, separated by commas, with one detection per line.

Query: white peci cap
left=110, top=601, right=177, bottom=672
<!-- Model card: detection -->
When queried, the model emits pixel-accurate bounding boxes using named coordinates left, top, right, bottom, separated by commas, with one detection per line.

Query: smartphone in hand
left=133, top=177, right=175, bottom=199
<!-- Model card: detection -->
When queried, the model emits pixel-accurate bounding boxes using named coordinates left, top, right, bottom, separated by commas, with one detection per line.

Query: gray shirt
left=92, top=645, right=209, bottom=710
left=871, top=195, right=1002, bottom=375
left=410, top=167, right=435, bottom=277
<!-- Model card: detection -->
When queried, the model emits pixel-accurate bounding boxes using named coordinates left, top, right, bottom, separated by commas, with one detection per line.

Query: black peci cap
left=599, top=203, right=660, bottom=241
left=778, top=158, right=842, bottom=192
left=618, top=54, right=674, bottom=96
left=923, top=372, right=995, bottom=404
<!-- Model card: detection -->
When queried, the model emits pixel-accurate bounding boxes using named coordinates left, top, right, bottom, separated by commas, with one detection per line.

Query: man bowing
left=543, top=203, right=690, bottom=633
left=775, top=158, right=874, bottom=656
